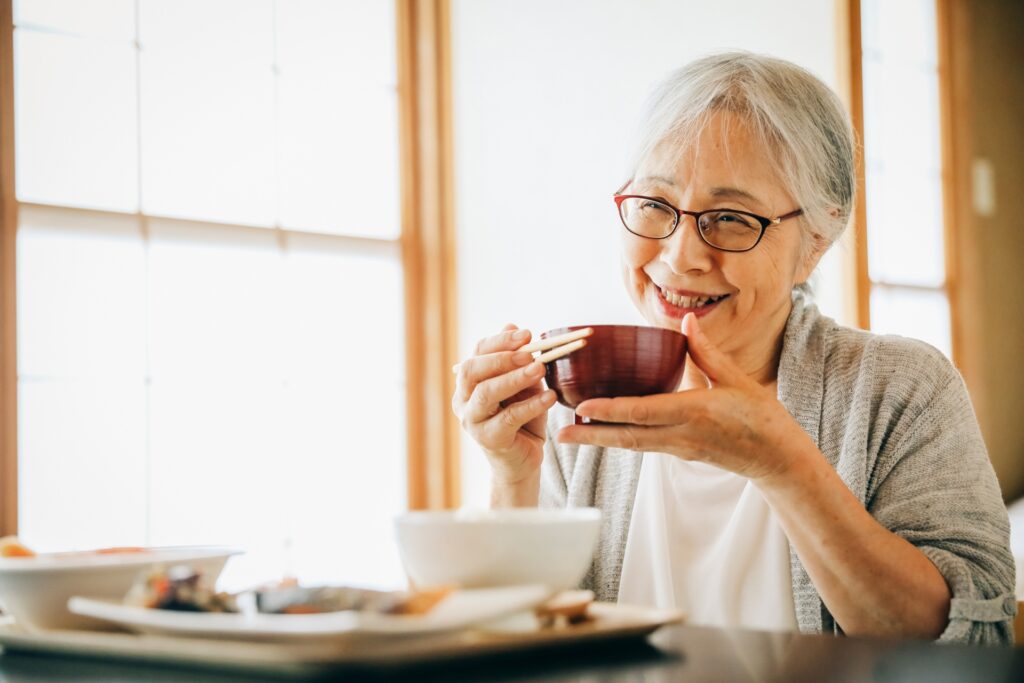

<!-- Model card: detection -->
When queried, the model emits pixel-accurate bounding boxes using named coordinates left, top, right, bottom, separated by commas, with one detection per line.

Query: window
left=860, top=0, right=952, bottom=355
left=13, top=0, right=410, bottom=590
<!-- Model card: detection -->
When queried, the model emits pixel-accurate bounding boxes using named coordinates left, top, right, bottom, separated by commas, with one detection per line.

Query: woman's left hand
left=556, top=313, right=817, bottom=483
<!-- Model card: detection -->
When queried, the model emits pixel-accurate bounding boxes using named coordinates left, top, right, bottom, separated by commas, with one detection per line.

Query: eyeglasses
left=614, top=194, right=803, bottom=253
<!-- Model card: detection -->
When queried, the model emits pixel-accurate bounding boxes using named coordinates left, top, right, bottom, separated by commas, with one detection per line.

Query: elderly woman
left=451, top=52, right=1015, bottom=644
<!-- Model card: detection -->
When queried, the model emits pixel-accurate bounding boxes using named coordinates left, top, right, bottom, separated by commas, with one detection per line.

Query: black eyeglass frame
left=613, top=193, right=804, bottom=253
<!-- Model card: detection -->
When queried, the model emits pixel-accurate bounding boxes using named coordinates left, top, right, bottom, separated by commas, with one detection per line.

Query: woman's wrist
left=489, top=466, right=541, bottom=508
left=752, top=430, right=828, bottom=498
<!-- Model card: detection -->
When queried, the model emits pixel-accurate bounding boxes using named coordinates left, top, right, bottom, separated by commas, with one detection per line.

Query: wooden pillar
left=396, top=0, right=460, bottom=510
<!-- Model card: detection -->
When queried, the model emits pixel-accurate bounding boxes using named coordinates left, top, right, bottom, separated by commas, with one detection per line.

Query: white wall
left=451, top=0, right=846, bottom=507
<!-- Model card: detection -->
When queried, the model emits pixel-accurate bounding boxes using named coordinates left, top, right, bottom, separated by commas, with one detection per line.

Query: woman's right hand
left=452, top=323, right=558, bottom=487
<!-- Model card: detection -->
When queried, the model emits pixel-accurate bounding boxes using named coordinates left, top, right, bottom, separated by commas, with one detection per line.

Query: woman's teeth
left=659, top=286, right=728, bottom=308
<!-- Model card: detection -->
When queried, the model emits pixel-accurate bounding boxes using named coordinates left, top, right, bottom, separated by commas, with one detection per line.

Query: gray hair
left=629, top=51, right=856, bottom=251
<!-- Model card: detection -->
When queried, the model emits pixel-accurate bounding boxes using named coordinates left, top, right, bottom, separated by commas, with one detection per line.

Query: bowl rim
left=540, top=324, right=684, bottom=338
left=0, top=545, right=243, bottom=574
left=395, top=507, right=601, bottom=526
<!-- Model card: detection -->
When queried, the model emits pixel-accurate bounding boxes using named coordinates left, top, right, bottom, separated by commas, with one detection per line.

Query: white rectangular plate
left=67, top=585, right=552, bottom=641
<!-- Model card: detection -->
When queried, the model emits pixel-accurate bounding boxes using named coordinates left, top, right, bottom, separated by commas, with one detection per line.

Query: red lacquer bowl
left=540, top=325, right=687, bottom=424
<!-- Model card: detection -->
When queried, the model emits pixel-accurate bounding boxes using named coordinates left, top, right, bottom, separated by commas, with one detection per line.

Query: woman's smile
left=649, top=281, right=732, bottom=320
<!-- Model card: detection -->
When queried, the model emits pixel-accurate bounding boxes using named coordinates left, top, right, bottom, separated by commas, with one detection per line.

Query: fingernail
left=526, top=362, right=544, bottom=377
left=513, top=329, right=530, bottom=341
left=512, top=351, right=533, bottom=366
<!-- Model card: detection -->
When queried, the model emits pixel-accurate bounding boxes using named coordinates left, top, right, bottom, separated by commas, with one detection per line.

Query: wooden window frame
left=935, top=0, right=970, bottom=375
left=0, top=0, right=460, bottom=537
left=840, top=0, right=961, bottom=366
left=396, top=0, right=459, bottom=511
left=0, top=0, right=15, bottom=537
left=835, top=0, right=872, bottom=331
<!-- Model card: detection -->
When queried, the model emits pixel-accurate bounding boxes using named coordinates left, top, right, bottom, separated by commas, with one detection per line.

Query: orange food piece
left=94, top=546, right=148, bottom=555
left=0, top=536, right=36, bottom=558
left=394, top=586, right=454, bottom=616
left=281, top=605, right=320, bottom=615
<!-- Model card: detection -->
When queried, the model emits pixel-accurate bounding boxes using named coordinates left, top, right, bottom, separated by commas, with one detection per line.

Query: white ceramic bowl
left=0, top=546, right=241, bottom=630
left=394, top=508, right=601, bottom=591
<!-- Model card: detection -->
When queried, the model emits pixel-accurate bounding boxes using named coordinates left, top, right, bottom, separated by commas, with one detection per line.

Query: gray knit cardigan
left=539, top=292, right=1016, bottom=645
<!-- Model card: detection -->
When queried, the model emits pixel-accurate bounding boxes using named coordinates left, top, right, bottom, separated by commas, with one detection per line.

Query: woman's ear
left=795, top=208, right=839, bottom=284
left=796, top=232, right=829, bottom=284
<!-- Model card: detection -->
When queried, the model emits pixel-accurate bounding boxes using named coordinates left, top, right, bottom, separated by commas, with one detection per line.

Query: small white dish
left=0, top=546, right=241, bottom=631
left=68, top=584, right=552, bottom=642
left=394, top=508, right=602, bottom=591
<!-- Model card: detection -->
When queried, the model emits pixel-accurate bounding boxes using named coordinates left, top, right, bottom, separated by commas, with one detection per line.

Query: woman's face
left=621, top=110, right=821, bottom=372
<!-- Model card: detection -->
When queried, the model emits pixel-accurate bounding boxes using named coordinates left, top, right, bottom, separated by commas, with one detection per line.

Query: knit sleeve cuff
left=919, top=545, right=1017, bottom=643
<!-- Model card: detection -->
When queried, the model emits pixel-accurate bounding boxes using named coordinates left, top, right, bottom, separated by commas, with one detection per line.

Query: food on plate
left=255, top=581, right=452, bottom=616
left=535, top=590, right=594, bottom=628
left=125, top=565, right=238, bottom=613
left=125, top=566, right=453, bottom=617
left=395, top=585, right=455, bottom=616
left=0, top=536, right=36, bottom=558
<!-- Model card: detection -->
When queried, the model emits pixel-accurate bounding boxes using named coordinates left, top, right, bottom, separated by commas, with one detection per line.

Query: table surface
left=1, top=623, right=1022, bottom=683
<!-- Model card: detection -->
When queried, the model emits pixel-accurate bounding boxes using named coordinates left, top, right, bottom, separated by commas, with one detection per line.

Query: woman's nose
left=661, top=215, right=714, bottom=274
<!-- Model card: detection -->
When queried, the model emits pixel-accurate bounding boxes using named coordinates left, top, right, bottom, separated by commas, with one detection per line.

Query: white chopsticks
left=519, top=327, right=592, bottom=356
left=452, top=327, right=593, bottom=374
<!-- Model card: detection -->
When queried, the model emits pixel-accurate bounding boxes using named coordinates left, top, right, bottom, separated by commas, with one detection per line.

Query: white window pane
left=17, top=207, right=145, bottom=379
left=278, top=84, right=400, bottom=238
left=14, top=30, right=138, bottom=211
left=862, top=60, right=941, bottom=175
left=280, top=240, right=407, bottom=589
left=279, top=242, right=407, bottom=588
left=147, top=222, right=286, bottom=587
left=277, top=0, right=399, bottom=238
left=18, top=378, right=147, bottom=552
left=283, top=379, right=407, bottom=588
left=138, top=0, right=271, bottom=53
left=148, top=221, right=284, bottom=379
left=862, top=0, right=937, bottom=68
left=138, top=0, right=275, bottom=226
left=870, top=286, right=951, bottom=357
left=275, top=0, right=396, bottom=88
left=866, top=168, right=944, bottom=287
left=283, top=239, right=404, bottom=383
left=14, top=0, right=135, bottom=41
left=147, top=378, right=286, bottom=548
left=145, top=236, right=409, bottom=591
left=148, top=376, right=292, bottom=592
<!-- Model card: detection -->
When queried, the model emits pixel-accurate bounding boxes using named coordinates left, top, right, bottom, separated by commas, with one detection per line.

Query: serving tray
left=0, top=602, right=684, bottom=677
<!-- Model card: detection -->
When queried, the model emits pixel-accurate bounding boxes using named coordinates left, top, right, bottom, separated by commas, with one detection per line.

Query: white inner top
left=617, top=451, right=799, bottom=632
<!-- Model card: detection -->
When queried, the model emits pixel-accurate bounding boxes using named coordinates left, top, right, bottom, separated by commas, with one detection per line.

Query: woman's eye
left=638, top=202, right=675, bottom=219
left=712, top=212, right=756, bottom=228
